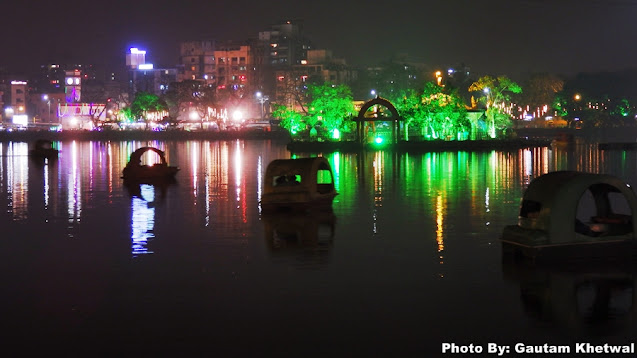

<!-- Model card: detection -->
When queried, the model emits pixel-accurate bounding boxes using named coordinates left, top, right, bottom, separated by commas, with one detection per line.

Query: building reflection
left=6, top=142, right=29, bottom=220
left=503, top=262, right=637, bottom=337
left=262, top=211, right=336, bottom=269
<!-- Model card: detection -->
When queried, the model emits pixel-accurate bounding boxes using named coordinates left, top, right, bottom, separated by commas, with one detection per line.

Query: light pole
left=256, top=92, right=263, bottom=120
left=42, top=94, right=51, bottom=123
left=256, top=91, right=269, bottom=120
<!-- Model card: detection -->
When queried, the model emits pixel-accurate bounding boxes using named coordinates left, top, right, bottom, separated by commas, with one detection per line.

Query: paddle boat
left=501, top=171, right=637, bottom=262
left=122, top=147, right=179, bottom=182
left=29, top=139, right=58, bottom=160
left=261, top=157, right=338, bottom=213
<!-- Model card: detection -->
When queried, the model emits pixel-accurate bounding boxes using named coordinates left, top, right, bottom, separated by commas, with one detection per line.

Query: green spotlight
left=375, top=137, right=383, bottom=144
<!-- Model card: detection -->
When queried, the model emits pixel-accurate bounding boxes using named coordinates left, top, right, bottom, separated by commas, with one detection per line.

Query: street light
left=256, top=92, right=263, bottom=119
left=255, top=91, right=268, bottom=120
left=42, top=94, right=51, bottom=123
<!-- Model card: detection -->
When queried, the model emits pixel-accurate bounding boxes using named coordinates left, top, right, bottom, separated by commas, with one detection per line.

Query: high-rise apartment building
left=178, top=40, right=216, bottom=83
left=258, top=20, right=312, bottom=67
left=126, top=48, right=147, bottom=69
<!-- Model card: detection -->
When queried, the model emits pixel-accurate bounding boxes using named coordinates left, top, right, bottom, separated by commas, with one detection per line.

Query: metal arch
left=355, top=97, right=401, bottom=122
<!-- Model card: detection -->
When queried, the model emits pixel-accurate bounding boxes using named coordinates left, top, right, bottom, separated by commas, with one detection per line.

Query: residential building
left=128, top=66, right=178, bottom=97
left=258, top=20, right=312, bottom=67
left=178, top=40, right=215, bottom=83
left=274, top=49, right=356, bottom=111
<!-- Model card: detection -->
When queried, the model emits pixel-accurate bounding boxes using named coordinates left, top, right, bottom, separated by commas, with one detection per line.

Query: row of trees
left=102, top=80, right=245, bottom=129
left=272, top=75, right=524, bottom=141
left=272, top=71, right=637, bottom=141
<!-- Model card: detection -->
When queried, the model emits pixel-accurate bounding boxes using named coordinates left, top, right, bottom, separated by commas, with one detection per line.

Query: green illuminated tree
left=612, top=98, right=632, bottom=118
left=272, top=104, right=305, bottom=135
left=418, top=82, right=468, bottom=140
left=393, top=89, right=421, bottom=140
left=130, top=92, right=167, bottom=129
left=118, top=107, right=133, bottom=123
left=469, top=76, right=521, bottom=138
left=307, top=82, right=355, bottom=140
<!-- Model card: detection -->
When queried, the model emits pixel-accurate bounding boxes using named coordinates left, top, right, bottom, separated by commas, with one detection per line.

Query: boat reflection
left=123, top=177, right=176, bottom=200
left=127, top=181, right=174, bottom=257
left=262, top=211, right=336, bottom=269
left=503, top=261, right=637, bottom=337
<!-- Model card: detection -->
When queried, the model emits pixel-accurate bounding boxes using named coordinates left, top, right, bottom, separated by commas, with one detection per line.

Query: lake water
left=2, top=138, right=637, bottom=357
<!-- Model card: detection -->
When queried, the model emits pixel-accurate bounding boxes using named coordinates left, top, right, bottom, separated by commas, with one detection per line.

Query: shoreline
left=0, top=129, right=292, bottom=143
left=0, top=129, right=554, bottom=152
left=287, top=138, right=552, bottom=153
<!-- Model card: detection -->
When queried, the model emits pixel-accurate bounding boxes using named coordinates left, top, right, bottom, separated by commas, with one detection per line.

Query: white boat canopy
left=517, top=171, right=637, bottom=244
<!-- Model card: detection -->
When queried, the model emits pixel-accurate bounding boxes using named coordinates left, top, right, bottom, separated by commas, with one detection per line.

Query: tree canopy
left=469, top=76, right=522, bottom=138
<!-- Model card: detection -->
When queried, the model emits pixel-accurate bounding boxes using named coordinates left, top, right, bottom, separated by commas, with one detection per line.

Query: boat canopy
left=264, top=157, right=335, bottom=196
left=517, top=171, right=637, bottom=244
left=127, top=147, right=168, bottom=167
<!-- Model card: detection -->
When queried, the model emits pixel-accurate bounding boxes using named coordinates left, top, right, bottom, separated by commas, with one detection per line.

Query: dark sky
left=3, top=0, right=637, bottom=79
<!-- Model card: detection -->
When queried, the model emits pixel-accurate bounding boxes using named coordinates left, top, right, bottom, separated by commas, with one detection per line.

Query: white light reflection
left=0, top=145, right=3, bottom=183
left=67, top=141, right=82, bottom=226
left=372, top=151, right=384, bottom=234
left=44, top=159, right=49, bottom=209
left=485, top=187, right=490, bottom=213
left=191, top=142, right=198, bottom=200
left=524, top=149, right=532, bottom=178
left=257, top=155, right=263, bottom=214
left=235, top=140, right=242, bottom=205
left=131, top=184, right=156, bottom=256
left=107, top=143, right=113, bottom=202
left=7, top=142, right=29, bottom=220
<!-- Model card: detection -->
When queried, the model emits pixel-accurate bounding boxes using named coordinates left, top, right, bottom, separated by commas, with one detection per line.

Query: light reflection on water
left=1, top=139, right=637, bottom=355
left=130, top=184, right=156, bottom=256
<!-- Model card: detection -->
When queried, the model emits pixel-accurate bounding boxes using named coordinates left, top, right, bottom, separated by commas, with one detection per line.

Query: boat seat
left=591, top=214, right=632, bottom=225
left=590, top=215, right=633, bottom=236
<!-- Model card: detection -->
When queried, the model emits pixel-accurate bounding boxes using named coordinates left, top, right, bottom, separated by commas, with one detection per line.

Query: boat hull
left=122, top=166, right=179, bottom=180
left=261, top=193, right=337, bottom=213
left=502, top=237, right=637, bottom=263
left=29, top=148, right=58, bottom=160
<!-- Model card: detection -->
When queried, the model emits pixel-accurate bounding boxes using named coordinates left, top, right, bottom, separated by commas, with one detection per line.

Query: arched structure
left=353, top=97, right=403, bottom=144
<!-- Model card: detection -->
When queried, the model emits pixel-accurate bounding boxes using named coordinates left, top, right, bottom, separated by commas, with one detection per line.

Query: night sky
left=3, top=0, right=637, bottom=79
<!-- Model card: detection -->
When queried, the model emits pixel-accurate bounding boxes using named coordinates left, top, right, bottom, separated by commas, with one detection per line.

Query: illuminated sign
left=13, top=115, right=28, bottom=126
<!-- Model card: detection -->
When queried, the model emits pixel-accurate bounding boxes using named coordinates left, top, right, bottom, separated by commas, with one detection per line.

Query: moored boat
left=29, top=139, right=59, bottom=160
left=501, top=171, right=637, bottom=262
left=122, top=146, right=179, bottom=182
left=261, top=157, right=338, bottom=213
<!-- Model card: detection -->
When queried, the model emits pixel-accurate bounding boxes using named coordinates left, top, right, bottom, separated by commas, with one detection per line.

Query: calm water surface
left=1, top=139, right=637, bottom=356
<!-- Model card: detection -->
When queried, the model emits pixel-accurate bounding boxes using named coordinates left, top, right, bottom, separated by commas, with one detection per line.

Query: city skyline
left=2, top=0, right=637, bottom=79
